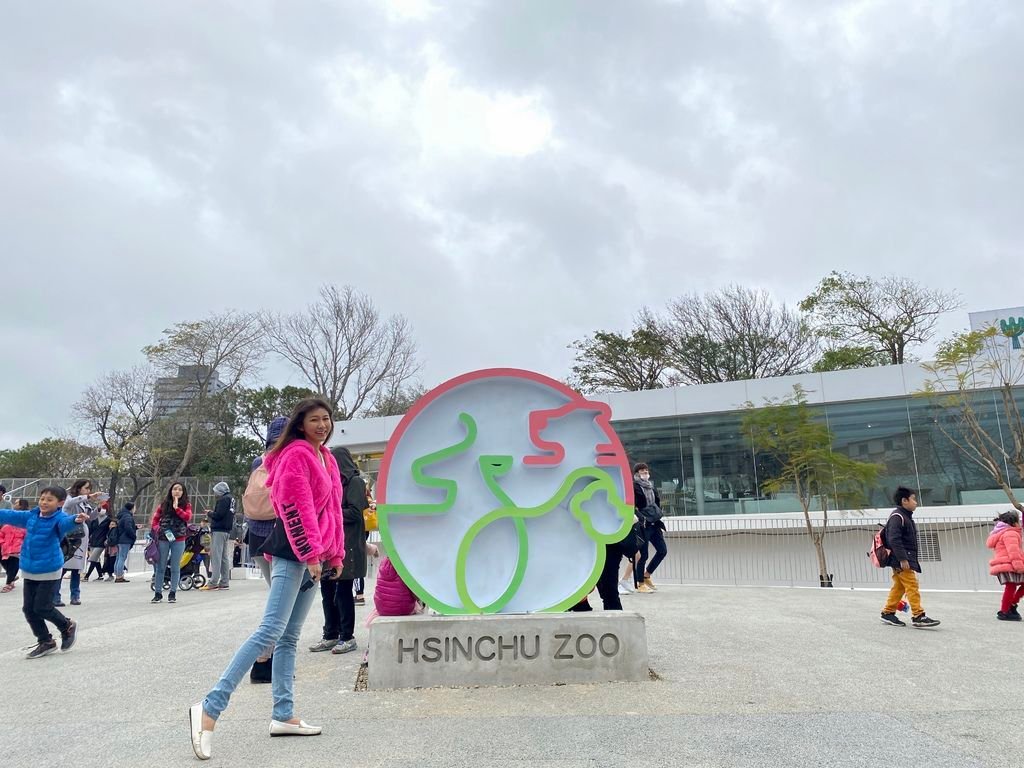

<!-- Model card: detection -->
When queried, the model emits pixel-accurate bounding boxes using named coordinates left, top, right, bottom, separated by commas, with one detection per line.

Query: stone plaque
left=368, top=612, right=648, bottom=690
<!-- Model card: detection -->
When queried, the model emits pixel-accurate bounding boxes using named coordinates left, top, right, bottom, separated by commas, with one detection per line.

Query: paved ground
left=0, top=569, right=1014, bottom=768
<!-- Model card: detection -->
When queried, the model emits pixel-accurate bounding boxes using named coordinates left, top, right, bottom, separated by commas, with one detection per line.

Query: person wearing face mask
left=632, top=463, right=668, bottom=593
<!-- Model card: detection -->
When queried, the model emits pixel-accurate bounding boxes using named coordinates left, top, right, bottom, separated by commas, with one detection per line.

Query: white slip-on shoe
left=189, top=702, right=212, bottom=760
left=270, top=719, right=322, bottom=737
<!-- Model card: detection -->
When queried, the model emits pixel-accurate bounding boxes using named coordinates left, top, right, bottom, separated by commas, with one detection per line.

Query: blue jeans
left=54, top=569, right=80, bottom=602
left=203, top=558, right=316, bottom=722
left=154, top=539, right=186, bottom=595
left=115, top=543, right=132, bottom=577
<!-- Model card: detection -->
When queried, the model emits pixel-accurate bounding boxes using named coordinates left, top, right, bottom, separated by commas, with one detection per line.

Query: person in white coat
left=55, top=479, right=105, bottom=606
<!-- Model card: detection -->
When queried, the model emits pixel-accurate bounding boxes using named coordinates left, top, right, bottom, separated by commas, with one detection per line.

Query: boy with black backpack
left=880, top=487, right=940, bottom=629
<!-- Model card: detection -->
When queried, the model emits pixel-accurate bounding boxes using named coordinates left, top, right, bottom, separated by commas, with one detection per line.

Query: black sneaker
left=54, top=601, right=66, bottom=607
left=26, top=640, right=58, bottom=659
left=880, top=612, right=906, bottom=627
left=168, top=593, right=176, bottom=603
left=61, top=621, right=78, bottom=651
left=997, top=611, right=1022, bottom=622
left=912, top=614, right=940, bottom=629
left=1010, top=605, right=1022, bottom=620
left=151, top=594, right=162, bottom=604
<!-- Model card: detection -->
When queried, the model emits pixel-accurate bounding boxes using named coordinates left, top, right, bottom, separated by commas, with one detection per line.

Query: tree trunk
left=798, top=497, right=833, bottom=587
left=106, top=470, right=120, bottom=513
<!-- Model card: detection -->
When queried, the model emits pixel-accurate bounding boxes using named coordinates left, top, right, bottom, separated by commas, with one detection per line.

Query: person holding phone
left=190, top=397, right=345, bottom=761
left=149, top=482, right=193, bottom=604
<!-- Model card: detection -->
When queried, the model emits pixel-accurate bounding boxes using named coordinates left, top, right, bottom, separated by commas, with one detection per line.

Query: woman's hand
left=74, top=512, right=89, bottom=523
left=365, top=542, right=379, bottom=558
left=307, top=562, right=322, bottom=582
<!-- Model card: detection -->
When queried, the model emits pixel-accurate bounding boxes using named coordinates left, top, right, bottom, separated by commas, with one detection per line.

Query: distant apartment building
left=153, top=365, right=226, bottom=418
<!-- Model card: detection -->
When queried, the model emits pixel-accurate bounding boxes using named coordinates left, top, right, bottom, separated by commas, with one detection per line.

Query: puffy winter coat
left=374, top=557, right=418, bottom=616
left=0, top=508, right=83, bottom=575
left=259, top=439, right=345, bottom=567
left=117, top=508, right=138, bottom=545
left=885, top=508, right=921, bottom=573
left=0, top=524, right=26, bottom=557
left=988, top=522, right=1024, bottom=575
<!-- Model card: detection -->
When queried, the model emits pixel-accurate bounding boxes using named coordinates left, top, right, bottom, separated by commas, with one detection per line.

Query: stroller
left=150, top=524, right=211, bottom=592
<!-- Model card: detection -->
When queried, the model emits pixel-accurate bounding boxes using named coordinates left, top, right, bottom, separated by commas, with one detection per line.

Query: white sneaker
left=618, top=580, right=635, bottom=593
left=270, top=719, right=322, bottom=737
left=189, top=702, right=212, bottom=760
left=617, top=583, right=629, bottom=595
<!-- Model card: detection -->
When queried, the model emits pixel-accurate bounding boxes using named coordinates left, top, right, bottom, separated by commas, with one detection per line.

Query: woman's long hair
left=269, top=397, right=335, bottom=456
left=159, top=481, right=190, bottom=515
left=70, top=479, right=92, bottom=497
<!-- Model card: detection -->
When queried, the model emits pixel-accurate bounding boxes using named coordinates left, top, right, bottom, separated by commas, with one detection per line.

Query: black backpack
left=60, top=525, right=85, bottom=562
left=106, top=522, right=120, bottom=548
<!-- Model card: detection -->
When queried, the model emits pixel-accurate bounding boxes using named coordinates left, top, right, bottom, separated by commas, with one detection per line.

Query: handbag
left=638, top=504, right=664, bottom=524
left=143, top=537, right=160, bottom=565
left=363, top=506, right=378, bottom=532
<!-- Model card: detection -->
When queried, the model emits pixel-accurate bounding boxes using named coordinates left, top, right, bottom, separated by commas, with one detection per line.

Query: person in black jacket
left=114, top=502, right=137, bottom=582
left=203, top=482, right=236, bottom=591
left=308, top=447, right=378, bottom=655
left=633, top=463, right=668, bottom=593
left=880, top=487, right=940, bottom=628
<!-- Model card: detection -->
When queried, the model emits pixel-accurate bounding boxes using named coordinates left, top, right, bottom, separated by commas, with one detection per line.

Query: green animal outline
left=379, top=411, right=633, bottom=614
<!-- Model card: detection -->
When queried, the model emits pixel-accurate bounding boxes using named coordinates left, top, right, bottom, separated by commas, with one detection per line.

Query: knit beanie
left=266, top=416, right=288, bottom=448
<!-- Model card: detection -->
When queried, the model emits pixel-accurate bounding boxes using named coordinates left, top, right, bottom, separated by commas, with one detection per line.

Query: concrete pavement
left=0, top=570, right=1013, bottom=768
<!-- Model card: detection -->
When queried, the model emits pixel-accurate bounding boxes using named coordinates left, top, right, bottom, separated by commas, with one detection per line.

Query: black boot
left=1011, top=604, right=1022, bottom=620
left=250, top=654, right=273, bottom=684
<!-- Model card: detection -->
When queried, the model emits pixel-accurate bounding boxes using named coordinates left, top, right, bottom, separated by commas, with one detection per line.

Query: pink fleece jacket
left=988, top=522, right=1024, bottom=575
left=0, top=524, right=26, bottom=557
left=264, top=439, right=345, bottom=567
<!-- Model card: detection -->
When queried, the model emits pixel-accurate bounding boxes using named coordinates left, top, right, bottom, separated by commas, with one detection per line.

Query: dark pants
left=23, top=578, right=71, bottom=642
left=4, top=556, right=20, bottom=585
left=636, top=526, right=668, bottom=580
left=85, top=561, right=104, bottom=580
left=103, top=549, right=116, bottom=576
left=319, top=578, right=356, bottom=641
left=572, top=543, right=624, bottom=612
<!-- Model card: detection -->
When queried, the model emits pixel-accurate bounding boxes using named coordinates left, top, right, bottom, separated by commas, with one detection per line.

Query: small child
left=0, top=499, right=30, bottom=592
left=0, top=486, right=89, bottom=658
left=987, top=510, right=1024, bottom=621
left=363, top=556, right=422, bottom=665
left=880, top=486, right=940, bottom=629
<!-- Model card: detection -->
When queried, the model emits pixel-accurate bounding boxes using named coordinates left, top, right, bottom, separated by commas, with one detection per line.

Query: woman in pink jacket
left=988, top=510, right=1024, bottom=622
left=1, top=500, right=29, bottom=592
left=190, top=398, right=345, bottom=761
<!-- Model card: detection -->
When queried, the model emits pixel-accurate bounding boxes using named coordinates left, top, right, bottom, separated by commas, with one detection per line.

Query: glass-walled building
left=336, top=364, right=1024, bottom=516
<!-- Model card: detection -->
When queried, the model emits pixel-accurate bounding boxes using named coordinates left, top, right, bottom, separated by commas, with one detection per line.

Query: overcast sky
left=1, top=0, right=1021, bottom=449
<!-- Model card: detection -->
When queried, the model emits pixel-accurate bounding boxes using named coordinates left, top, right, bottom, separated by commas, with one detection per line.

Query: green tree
left=743, top=386, right=880, bottom=587
left=921, top=326, right=1024, bottom=510
left=365, top=382, right=428, bottom=418
left=234, top=385, right=319, bottom=442
left=812, top=345, right=891, bottom=372
left=569, top=311, right=672, bottom=393
left=0, top=437, right=101, bottom=479
left=800, top=271, right=961, bottom=365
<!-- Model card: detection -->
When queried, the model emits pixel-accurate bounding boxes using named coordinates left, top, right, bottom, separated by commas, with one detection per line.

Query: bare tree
left=921, top=326, right=1024, bottom=510
left=73, top=366, right=156, bottom=508
left=143, top=311, right=264, bottom=479
left=260, top=285, right=420, bottom=419
left=663, top=286, right=819, bottom=384
left=569, top=309, right=672, bottom=393
left=800, top=272, right=962, bottom=365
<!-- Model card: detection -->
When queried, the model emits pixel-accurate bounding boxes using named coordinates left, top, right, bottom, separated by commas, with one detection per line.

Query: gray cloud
left=1, top=0, right=1021, bottom=447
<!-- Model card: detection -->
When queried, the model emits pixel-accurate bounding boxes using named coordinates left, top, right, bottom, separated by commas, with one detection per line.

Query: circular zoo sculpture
left=378, top=368, right=634, bottom=614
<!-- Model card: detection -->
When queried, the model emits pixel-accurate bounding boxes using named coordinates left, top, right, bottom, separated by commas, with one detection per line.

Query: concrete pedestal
left=368, top=611, right=648, bottom=690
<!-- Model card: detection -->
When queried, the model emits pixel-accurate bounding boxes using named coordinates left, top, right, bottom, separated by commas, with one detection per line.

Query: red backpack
left=867, top=512, right=902, bottom=568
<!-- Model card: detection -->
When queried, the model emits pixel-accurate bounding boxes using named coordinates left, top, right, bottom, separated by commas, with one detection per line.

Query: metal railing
left=654, top=515, right=995, bottom=590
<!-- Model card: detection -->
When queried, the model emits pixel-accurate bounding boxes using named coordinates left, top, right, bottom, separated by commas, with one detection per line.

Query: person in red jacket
left=987, top=510, right=1024, bottom=621
left=1, top=499, right=30, bottom=592
left=149, top=482, right=193, bottom=604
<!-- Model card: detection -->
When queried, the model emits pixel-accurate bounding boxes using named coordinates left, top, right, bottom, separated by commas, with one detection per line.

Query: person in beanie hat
left=201, top=482, right=236, bottom=591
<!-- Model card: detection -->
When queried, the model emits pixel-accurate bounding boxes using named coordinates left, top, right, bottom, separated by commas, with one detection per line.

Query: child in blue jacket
left=0, top=486, right=89, bottom=659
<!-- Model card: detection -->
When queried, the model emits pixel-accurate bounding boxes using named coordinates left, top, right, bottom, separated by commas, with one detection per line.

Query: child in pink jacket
left=1, top=504, right=28, bottom=592
left=363, top=556, right=422, bottom=664
left=988, top=510, right=1024, bottom=621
